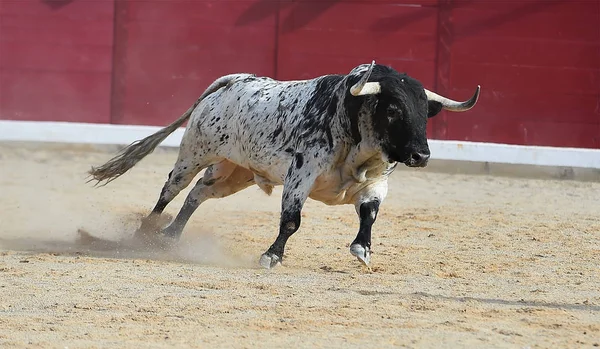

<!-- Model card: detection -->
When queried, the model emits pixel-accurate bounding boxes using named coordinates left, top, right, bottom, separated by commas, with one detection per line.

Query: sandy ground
left=0, top=141, right=599, bottom=348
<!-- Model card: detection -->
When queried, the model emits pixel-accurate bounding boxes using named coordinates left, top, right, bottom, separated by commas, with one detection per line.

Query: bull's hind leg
left=135, top=155, right=211, bottom=240
left=161, top=160, right=255, bottom=240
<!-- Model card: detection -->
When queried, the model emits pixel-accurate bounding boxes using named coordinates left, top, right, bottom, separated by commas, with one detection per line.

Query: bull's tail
left=88, top=74, right=244, bottom=186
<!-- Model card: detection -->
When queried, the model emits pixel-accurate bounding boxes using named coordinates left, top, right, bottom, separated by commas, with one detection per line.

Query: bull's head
left=348, top=61, right=479, bottom=167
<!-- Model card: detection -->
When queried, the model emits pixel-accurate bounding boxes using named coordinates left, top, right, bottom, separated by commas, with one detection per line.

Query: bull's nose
left=409, top=152, right=430, bottom=167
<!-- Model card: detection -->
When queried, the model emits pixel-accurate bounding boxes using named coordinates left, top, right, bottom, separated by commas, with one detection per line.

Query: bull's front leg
left=349, top=181, right=388, bottom=266
left=259, top=153, right=321, bottom=269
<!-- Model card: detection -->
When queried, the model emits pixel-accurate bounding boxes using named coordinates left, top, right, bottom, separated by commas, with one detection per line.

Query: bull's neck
left=329, top=101, right=356, bottom=152
left=335, top=93, right=381, bottom=147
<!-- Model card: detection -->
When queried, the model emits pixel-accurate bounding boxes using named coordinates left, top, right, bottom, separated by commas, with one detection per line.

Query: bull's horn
left=424, top=85, right=480, bottom=112
left=350, top=60, right=381, bottom=96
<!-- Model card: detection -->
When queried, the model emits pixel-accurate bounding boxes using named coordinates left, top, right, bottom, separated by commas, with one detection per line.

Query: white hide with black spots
left=177, top=66, right=391, bottom=210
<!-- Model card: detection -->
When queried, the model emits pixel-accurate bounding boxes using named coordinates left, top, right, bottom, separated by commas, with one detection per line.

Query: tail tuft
left=87, top=129, right=172, bottom=186
left=87, top=73, right=245, bottom=187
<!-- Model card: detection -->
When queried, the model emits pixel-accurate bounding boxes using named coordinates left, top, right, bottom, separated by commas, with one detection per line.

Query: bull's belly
left=218, top=145, right=387, bottom=206
left=308, top=187, right=354, bottom=206
left=308, top=181, right=376, bottom=206
left=219, top=155, right=354, bottom=205
left=224, top=152, right=289, bottom=185
left=308, top=171, right=380, bottom=206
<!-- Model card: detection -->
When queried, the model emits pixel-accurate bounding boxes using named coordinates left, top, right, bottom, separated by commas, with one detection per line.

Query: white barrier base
left=1, top=120, right=599, bottom=169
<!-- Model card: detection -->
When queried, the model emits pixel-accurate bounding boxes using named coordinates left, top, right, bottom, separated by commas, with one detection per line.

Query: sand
left=0, top=142, right=598, bottom=348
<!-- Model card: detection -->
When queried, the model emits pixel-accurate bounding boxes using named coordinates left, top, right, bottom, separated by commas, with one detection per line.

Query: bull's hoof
left=350, top=243, right=371, bottom=266
left=133, top=226, right=161, bottom=243
left=132, top=230, right=178, bottom=251
left=135, top=214, right=173, bottom=238
left=161, top=225, right=183, bottom=240
left=259, top=253, right=281, bottom=269
left=156, top=234, right=179, bottom=249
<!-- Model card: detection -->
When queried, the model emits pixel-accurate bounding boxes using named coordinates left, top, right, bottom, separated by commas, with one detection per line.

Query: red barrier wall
left=1, top=0, right=599, bottom=149
left=442, top=1, right=600, bottom=148
left=110, top=0, right=278, bottom=126
left=0, top=0, right=114, bottom=124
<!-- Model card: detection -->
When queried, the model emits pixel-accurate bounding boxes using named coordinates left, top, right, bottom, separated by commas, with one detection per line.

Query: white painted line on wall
left=427, top=140, right=600, bottom=169
left=1, top=120, right=599, bottom=169
left=0, top=120, right=186, bottom=148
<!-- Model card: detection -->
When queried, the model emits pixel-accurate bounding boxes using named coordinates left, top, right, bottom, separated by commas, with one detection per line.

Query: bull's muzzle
left=406, top=152, right=430, bottom=167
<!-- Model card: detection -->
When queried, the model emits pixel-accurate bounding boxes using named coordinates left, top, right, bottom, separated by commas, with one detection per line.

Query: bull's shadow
left=41, top=0, right=75, bottom=10
left=412, top=291, right=600, bottom=312
left=235, top=0, right=567, bottom=39
left=235, top=0, right=341, bottom=33
left=452, top=0, right=566, bottom=39
left=368, top=6, right=436, bottom=36
left=324, top=287, right=600, bottom=312
left=235, top=0, right=288, bottom=26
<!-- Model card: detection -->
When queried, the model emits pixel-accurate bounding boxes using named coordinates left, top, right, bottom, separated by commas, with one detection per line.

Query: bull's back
left=198, top=75, right=341, bottom=181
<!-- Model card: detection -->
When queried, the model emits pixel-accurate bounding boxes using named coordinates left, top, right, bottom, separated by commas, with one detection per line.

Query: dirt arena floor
left=0, top=141, right=598, bottom=348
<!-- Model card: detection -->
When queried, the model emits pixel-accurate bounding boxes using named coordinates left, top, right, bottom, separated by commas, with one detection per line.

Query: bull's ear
left=427, top=100, right=443, bottom=118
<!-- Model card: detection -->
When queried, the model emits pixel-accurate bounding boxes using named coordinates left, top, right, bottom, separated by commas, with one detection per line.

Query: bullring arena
left=0, top=138, right=598, bottom=348
left=1, top=1, right=599, bottom=347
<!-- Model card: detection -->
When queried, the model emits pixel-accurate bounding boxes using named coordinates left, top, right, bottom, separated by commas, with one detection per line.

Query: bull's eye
left=387, top=106, right=402, bottom=119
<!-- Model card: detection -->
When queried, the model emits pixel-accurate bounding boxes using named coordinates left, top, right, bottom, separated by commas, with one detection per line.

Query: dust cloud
left=0, top=209, right=251, bottom=268
left=0, top=143, right=252, bottom=268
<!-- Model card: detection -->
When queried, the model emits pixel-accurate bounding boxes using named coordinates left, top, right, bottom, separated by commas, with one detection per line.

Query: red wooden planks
left=112, top=0, right=278, bottom=126
left=440, top=0, right=600, bottom=148
left=452, top=39, right=600, bottom=71
left=451, top=1, right=600, bottom=43
left=0, top=0, right=114, bottom=123
left=0, top=70, right=111, bottom=123
left=277, top=1, right=438, bottom=84
left=1, top=0, right=598, bottom=149
left=0, top=42, right=112, bottom=73
left=447, top=115, right=600, bottom=149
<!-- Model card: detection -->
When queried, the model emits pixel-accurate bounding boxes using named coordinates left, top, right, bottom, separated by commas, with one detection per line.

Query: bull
left=89, top=61, right=479, bottom=268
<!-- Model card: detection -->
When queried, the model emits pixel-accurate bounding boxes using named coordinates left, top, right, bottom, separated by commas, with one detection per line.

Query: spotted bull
left=89, top=61, right=480, bottom=269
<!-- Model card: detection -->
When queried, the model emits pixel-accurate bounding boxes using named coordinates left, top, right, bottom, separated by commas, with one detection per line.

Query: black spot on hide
left=294, top=152, right=304, bottom=169
left=300, top=75, right=344, bottom=149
